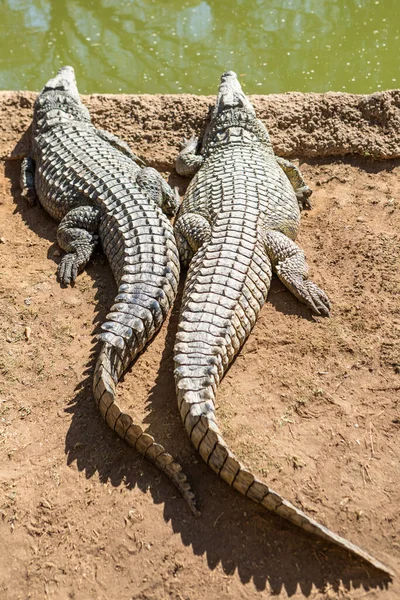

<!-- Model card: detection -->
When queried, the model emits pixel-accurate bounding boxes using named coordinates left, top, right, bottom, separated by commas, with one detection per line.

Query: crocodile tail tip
left=186, top=411, right=394, bottom=577
left=272, top=493, right=395, bottom=578
left=93, top=343, right=199, bottom=516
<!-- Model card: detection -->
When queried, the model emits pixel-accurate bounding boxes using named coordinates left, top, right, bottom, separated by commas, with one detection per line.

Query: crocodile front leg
left=57, top=205, right=100, bottom=285
left=174, top=212, right=211, bottom=268
left=175, top=136, right=204, bottom=177
left=264, top=229, right=331, bottom=316
left=96, top=129, right=145, bottom=165
left=20, top=156, right=38, bottom=206
left=136, top=167, right=179, bottom=216
left=276, top=157, right=313, bottom=210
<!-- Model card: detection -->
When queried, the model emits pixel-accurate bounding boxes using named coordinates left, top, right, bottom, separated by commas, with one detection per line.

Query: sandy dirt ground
left=0, top=91, right=399, bottom=599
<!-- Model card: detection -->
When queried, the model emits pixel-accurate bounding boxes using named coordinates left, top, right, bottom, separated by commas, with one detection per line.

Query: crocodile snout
left=43, top=65, right=79, bottom=101
left=220, top=70, right=238, bottom=81
left=216, top=70, right=255, bottom=114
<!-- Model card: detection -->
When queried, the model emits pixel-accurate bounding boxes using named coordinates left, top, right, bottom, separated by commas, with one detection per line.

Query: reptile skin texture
left=172, top=71, right=392, bottom=575
left=20, top=66, right=198, bottom=514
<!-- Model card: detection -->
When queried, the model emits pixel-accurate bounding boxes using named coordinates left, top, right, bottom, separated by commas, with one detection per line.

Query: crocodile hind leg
left=136, top=167, right=180, bottom=216
left=276, top=157, right=313, bottom=210
left=20, top=156, right=38, bottom=206
left=175, top=136, right=204, bottom=177
left=56, top=205, right=100, bottom=285
left=174, top=212, right=211, bottom=268
left=263, top=229, right=331, bottom=316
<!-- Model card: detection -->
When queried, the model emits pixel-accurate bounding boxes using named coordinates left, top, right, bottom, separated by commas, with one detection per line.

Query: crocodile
left=20, top=66, right=197, bottom=514
left=173, top=70, right=392, bottom=574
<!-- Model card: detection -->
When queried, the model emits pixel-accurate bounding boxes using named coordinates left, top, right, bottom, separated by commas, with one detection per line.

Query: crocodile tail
left=92, top=205, right=199, bottom=514
left=93, top=342, right=198, bottom=515
left=174, top=223, right=393, bottom=574
left=175, top=381, right=393, bottom=574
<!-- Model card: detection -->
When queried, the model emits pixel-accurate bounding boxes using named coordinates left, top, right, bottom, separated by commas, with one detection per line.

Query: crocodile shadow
left=6, top=158, right=392, bottom=596
left=303, top=155, right=400, bottom=175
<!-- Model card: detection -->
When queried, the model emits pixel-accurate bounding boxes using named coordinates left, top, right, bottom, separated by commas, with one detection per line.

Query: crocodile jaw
left=42, top=65, right=80, bottom=103
left=214, top=70, right=255, bottom=117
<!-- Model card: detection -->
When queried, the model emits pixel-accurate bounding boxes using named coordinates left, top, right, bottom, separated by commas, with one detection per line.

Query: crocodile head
left=201, top=71, right=271, bottom=153
left=214, top=71, right=255, bottom=116
left=42, top=65, right=80, bottom=103
left=34, top=66, right=90, bottom=129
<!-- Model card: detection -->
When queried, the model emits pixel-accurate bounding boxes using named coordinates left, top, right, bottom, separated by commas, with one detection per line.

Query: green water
left=0, top=0, right=398, bottom=95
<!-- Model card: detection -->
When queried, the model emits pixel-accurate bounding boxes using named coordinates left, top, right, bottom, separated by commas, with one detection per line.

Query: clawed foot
left=296, top=186, right=313, bottom=210
left=57, top=253, right=79, bottom=286
left=179, top=135, right=199, bottom=152
left=172, top=186, right=181, bottom=213
left=298, top=280, right=331, bottom=316
left=21, top=187, right=38, bottom=206
left=162, top=185, right=180, bottom=216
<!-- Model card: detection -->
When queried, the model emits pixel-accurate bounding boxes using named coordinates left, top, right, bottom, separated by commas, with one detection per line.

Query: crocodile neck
left=33, top=90, right=91, bottom=135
